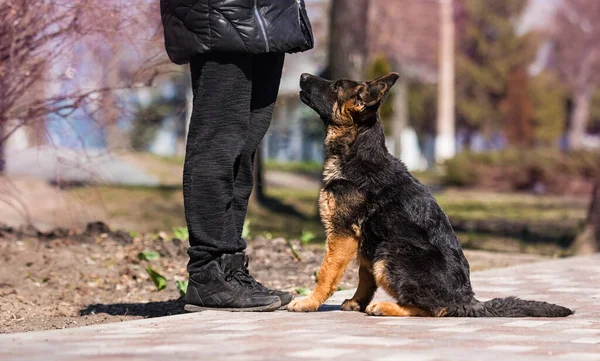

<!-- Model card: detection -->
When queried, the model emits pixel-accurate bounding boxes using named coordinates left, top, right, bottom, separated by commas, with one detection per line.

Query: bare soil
left=0, top=222, right=548, bottom=334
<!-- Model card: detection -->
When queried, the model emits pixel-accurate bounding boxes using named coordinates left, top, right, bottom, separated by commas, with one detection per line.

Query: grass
left=263, top=161, right=443, bottom=186
left=435, top=190, right=588, bottom=224
left=68, top=185, right=185, bottom=232
left=148, top=153, right=185, bottom=166
left=245, top=187, right=324, bottom=242
left=142, top=156, right=323, bottom=175
left=66, top=182, right=588, bottom=256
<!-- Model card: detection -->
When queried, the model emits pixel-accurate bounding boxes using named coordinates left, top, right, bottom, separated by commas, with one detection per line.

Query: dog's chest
left=318, top=183, right=366, bottom=236
left=323, top=157, right=344, bottom=184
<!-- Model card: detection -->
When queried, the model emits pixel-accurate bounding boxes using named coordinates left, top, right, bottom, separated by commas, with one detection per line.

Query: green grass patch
left=245, top=187, right=324, bottom=242
left=436, top=190, right=587, bottom=223
left=67, top=183, right=587, bottom=254
left=148, top=154, right=185, bottom=166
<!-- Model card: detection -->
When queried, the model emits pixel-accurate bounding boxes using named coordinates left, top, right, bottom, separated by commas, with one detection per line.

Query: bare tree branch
left=0, top=0, right=172, bottom=170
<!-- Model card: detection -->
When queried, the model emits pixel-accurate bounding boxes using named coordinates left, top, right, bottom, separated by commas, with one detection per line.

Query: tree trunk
left=102, top=53, right=127, bottom=152
left=568, top=87, right=592, bottom=150
left=574, top=182, right=600, bottom=254
left=0, top=118, right=5, bottom=174
left=435, top=0, right=456, bottom=163
left=328, top=0, right=370, bottom=80
left=504, top=68, right=534, bottom=148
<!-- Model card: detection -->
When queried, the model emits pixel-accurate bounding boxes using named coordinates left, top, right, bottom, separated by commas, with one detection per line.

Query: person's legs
left=184, top=53, right=253, bottom=273
left=232, top=53, right=286, bottom=235
left=183, top=52, right=290, bottom=311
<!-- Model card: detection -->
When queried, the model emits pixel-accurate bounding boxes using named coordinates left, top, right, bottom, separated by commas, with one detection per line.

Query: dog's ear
left=358, top=72, right=400, bottom=107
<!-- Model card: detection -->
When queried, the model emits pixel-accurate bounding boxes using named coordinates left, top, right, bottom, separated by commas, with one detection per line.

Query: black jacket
left=160, top=0, right=314, bottom=64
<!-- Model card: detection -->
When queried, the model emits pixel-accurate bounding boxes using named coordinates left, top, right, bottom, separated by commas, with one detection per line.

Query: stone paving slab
left=1, top=255, right=599, bottom=361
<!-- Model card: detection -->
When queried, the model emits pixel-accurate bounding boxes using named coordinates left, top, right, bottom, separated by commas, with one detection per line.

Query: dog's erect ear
left=358, top=72, right=400, bottom=107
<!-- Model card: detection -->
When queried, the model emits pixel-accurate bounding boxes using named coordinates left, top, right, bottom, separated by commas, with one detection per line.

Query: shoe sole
left=184, top=298, right=281, bottom=313
left=278, top=298, right=293, bottom=310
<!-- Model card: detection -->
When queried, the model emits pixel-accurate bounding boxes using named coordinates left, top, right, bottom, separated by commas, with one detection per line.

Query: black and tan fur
left=286, top=73, right=573, bottom=317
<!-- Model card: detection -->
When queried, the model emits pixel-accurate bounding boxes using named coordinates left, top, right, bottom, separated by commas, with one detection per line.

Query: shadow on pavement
left=317, top=304, right=341, bottom=312
left=80, top=299, right=185, bottom=318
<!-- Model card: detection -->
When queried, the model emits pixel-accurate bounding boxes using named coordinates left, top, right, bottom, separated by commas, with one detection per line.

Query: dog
left=286, top=72, right=573, bottom=317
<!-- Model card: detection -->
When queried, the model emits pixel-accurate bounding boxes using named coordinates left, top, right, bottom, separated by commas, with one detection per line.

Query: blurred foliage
left=130, top=103, right=170, bottom=151
left=456, top=0, right=537, bottom=138
left=300, top=230, right=316, bottom=245
left=530, top=71, right=567, bottom=146
left=444, top=149, right=599, bottom=193
left=176, top=280, right=188, bottom=297
left=298, top=103, right=326, bottom=140
left=137, top=250, right=160, bottom=261
left=367, top=55, right=395, bottom=134
left=146, top=266, right=167, bottom=291
left=242, top=220, right=251, bottom=239
left=130, top=75, right=189, bottom=151
left=296, top=287, right=310, bottom=296
left=407, top=81, right=437, bottom=138
left=172, top=226, right=189, bottom=241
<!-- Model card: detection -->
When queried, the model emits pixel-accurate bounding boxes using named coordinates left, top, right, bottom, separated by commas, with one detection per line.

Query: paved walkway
left=2, top=255, right=599, bottom=361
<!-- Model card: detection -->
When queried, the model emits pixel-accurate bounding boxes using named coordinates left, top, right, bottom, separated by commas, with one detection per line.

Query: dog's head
left=299, top=72, right=400, bottom=127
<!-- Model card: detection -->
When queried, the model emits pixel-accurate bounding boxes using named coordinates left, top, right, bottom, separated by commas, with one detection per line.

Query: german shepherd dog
left=287, top=72, right=573, bottom=317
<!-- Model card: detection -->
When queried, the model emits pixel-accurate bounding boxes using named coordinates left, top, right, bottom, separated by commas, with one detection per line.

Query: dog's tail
left=446, top=297, right=573, bottom=317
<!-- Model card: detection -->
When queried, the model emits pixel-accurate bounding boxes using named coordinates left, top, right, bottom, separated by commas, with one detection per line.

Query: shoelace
left=222, top=256, right=271, bottom=291
left=241, top=257, right=270, bottom=292
left=224, top=269, right=257, bottom=286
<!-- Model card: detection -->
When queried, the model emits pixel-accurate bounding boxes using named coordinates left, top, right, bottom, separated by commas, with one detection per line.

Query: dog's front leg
left=287, top=233, right=358, bottom=312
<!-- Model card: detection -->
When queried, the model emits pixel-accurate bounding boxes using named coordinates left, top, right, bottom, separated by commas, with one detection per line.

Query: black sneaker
left=184, top=253, right=281, bottom=312
left=240, top=255, right=294, bottom=307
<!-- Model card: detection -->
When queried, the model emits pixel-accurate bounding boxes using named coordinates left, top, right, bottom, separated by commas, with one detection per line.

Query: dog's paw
left=365, top=302, right=385, bottom=316
left=340, top=299, right=362, bottom=312
left=287, top=298, right=320, bottom=312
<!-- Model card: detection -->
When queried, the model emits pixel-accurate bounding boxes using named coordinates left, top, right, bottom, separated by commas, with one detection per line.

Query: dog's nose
left=300, top=73, right=310, bottom=82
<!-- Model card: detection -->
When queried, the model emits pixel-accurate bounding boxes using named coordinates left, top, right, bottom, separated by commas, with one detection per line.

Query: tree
left=529, top=71, right=567, bottom=147
left=328, top=0, right=370, bottom=80
left=552, top=0, right=600, bottom=150
left=367, top=57, right=395, bottom=127
left=574, top=182, right=600, bottom=254
left=367, top=55, right=407, bottom=158
left=0, top=0, right=168, bottom=173
left=436, top=0, right=456, bottom=162
left=408, top=82, right=438, bottom=140
left=590, top=90, right=600, bottom=135
left=368, top=0, right=439, bottom=158
left=455, top=0, right=536, bottom=141
left=502, top=66, right=534, bottom=148
left=130, top=74, right=190, bottom=152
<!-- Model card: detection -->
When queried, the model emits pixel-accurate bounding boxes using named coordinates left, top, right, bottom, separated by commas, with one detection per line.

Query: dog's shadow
left=80, top=299, right=185, bottom=318
left=316, top=304, right=341, bottom=312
